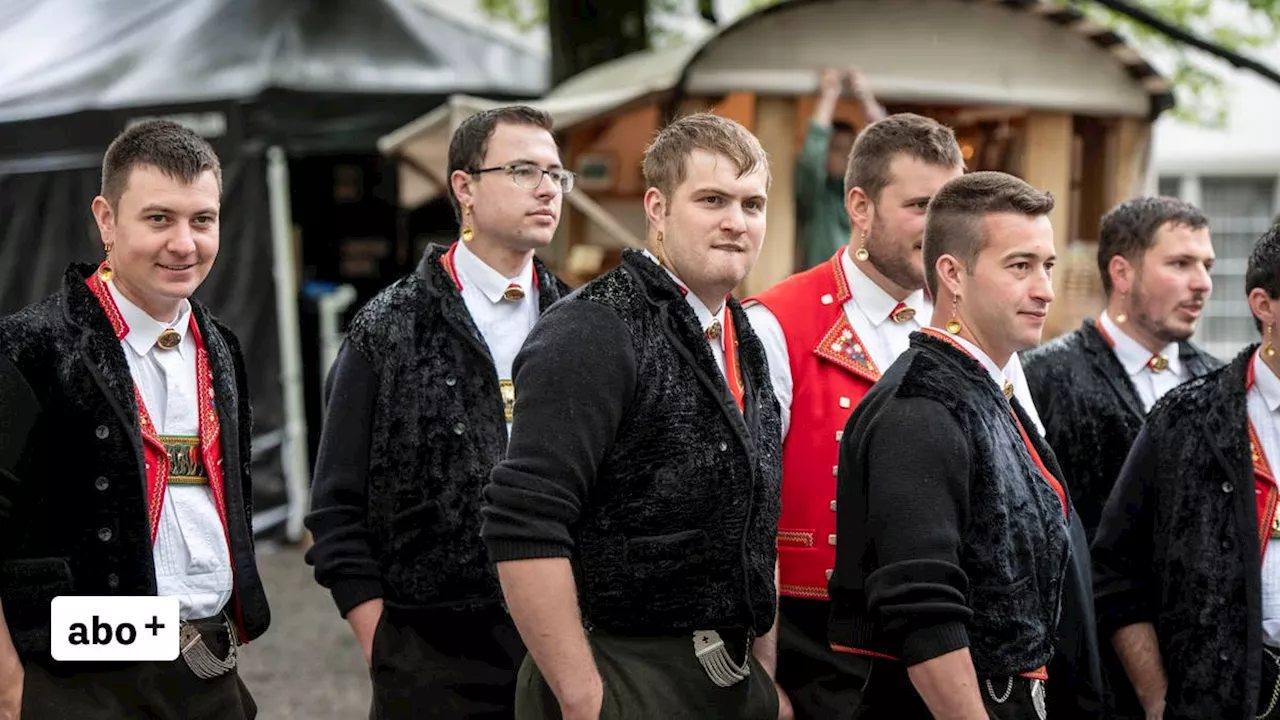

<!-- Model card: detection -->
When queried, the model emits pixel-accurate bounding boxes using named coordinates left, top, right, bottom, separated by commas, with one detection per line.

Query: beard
left=1130, top=284, right=1200, bottom=343
left=865, top=216, right=926, bottom=291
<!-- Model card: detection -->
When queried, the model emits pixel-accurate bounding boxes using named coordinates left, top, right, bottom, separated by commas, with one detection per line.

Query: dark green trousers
left=515, top=632, right=779, bottom=719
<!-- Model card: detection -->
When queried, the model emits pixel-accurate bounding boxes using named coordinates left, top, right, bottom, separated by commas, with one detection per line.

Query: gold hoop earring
left=1115, top=291, right=1128, bottom=324
left=98, top=243, right=114, bottom=282
left=460, top=206, right=474, bottom=243
left=1267, top=323, right=1277, bottom=358
left=945, top=295, right=962, bottom=335
left=854, top=230, right=869, bottom=262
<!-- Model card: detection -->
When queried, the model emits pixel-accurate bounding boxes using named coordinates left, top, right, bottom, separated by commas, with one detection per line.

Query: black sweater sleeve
left=481, top=299, right=636, bottom=563
left=303, top=341, right=383, bottom=617
left=863, top=397, right=974, bottom=666
left=1091, top=423, right=1159, bottom=635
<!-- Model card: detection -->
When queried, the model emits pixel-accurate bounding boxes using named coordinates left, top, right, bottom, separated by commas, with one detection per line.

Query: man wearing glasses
left=305, top=106, right=572, bottom=719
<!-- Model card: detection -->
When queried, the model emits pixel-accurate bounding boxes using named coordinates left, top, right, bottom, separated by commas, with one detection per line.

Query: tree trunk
left=548, top=0, right=648, bottom=86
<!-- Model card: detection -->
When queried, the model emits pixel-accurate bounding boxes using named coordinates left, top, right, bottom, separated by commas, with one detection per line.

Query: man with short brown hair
left=0, top=119, right=268, bottom=719
left=481, top=112, right=783, bottom=719
left=305, top=105, right=571, bottom=718
left=746, top=112, right=982, bottom=719
left=829, top=171, right=1067, bottom=718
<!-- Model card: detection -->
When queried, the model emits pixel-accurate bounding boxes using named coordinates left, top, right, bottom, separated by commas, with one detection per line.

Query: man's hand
left=0, top=658, right=22, bottom=720
left=818, top=68, right=842, bottom=99
left=775, top=682, right=794, bottom=720
left=845, top=68, right=870, bottom=97
left=345, top=598, right=384, bottom=667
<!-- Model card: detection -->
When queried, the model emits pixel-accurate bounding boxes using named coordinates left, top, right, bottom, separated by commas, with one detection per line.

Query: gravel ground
left=237, top=540, right=371, bottom=719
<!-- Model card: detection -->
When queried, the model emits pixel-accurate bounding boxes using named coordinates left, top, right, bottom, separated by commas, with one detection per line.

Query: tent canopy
left=0, top=0, right=548, bottom=166
left=380, top=0, right=1174, bottom=213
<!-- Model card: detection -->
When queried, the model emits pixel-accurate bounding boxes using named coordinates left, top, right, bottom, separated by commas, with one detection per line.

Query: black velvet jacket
left=828, top=332, right=1070, bottom=677
left=304, top=244, right=569, bottom=614
left=1022, top=319, right=1221, bottom=540
left=481, top=249, right=783, bottom=636
left=1093, top=345, right=1267, bottom=718
left=0, top=264, right=269, bottom=658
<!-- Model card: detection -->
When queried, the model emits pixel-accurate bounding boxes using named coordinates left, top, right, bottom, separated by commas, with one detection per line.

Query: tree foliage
left=479, top=0, right=1280, bottom=125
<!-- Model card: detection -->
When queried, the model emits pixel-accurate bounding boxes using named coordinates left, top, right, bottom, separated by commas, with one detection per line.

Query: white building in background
left=1149, top=45, right=1280, bottom=361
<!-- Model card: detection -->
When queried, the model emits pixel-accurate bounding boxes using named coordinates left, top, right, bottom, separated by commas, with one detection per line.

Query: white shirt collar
left=1100, top=310, right=1182, bottom=378
left=453, top=240, right=535, bottom=304
left=641, top=249, right=726, bottom=339
left=1254, top=351, right=1280, bottom=414
left=945, top=332, right=1011, bottom=393
left=106, top=280, right=191, bottom=358
left=842, top=248, right=927, bottom=327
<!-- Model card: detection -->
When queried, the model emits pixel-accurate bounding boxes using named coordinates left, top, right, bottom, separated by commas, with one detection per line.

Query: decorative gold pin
left=1003, top=382, right=1014, bottom=400
left=890, top=304, right=915, bottom=324
left=705, top=321, right=722, bottom=340
left=1147, top=355, right=1169, bottom=373
left=157, top=329, right=182, bottom=350
left=503, top=284, right=525, bottom=301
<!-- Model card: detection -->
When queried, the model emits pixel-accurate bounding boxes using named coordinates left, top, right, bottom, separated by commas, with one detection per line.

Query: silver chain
left=985, top=676, right=1014, bottom=704
left=1258, top=648, right=1280, bottom=719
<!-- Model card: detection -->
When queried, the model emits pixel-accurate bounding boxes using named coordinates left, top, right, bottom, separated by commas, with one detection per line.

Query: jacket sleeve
left=481, top=299, right=636, bottom=563
left=1091, top=422, right=1160, bottom=635
left=862, top=397, right=975, bottom=666
left=0, top=354, right=40, bottom=525
left=304, top=340, right=384, bottom=617
left=796, top=119, right=831, bottom=205
left=220, top=324, right=255, bottom=524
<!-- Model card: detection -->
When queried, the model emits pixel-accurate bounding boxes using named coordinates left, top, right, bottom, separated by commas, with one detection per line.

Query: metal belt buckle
left=692, top=630, right=751, bottom=687
left=179, top=618, right=238, bottom=680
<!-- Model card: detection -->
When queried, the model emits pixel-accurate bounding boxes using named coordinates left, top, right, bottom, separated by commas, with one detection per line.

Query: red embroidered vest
left=1249, top=353, right=1280, bottom=559
left=86, top=267, right=247, bottom=638
left=748, top=250, right=882, bottom=600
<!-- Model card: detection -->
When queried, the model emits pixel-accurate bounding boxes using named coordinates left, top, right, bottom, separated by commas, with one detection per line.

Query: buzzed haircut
left=1248, top=223, right=1280, bottom=331
left=843, top=112, right=964, bottom=199
left=447, top=105, right=557, bottom=221
left=101, top=120, right=222, bottom=207
left=642, top=112, right=770, bottom=204
left=1096, top=196, right=1210, bottom=296
left=923, top=171, right=1056, bottom=298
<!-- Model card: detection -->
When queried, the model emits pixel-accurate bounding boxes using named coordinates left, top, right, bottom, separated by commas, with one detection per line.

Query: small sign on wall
left=574, top=153, right=616, bottom=192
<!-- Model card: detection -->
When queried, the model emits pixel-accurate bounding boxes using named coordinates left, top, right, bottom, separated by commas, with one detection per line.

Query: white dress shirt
left=106, top=281, right=232, bottom=621
left=744, top=250, right=1044, bottom=439
left=452, top=241, right=541, bottom=434
left=642, top=250, right=731, bottom=384
left=1249, top=352, right=1280, bottom=646
left=1099, top=310, right=1186, bottom=413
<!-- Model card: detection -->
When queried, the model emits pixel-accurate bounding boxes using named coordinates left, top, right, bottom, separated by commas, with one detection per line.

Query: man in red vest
left=744, top=113, right=965, bottom=718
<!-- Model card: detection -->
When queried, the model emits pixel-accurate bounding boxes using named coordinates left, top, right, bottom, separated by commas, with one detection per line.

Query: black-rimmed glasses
left=470, top=163, right=575, bottom=194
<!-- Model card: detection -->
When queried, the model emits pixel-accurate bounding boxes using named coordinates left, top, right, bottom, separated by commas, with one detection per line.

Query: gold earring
left=945, top=295, right=962, bottom=335
left=854, top=230, right=869, bottom=262
left=1115, top=292, right=1128, bottom=324
left=1267, top=324, right=1277, bottom=358
left=460, top=206, right=474, bottom=242
left=98, top=243, right=114, bottom=282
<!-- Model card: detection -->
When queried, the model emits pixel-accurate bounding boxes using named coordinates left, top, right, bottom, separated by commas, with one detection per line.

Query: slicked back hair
left=446, top=105, right=557, bottom=221
left=923, top=171, right=1056, bottom=298
left=1248, top=223, right=1280, bottom=332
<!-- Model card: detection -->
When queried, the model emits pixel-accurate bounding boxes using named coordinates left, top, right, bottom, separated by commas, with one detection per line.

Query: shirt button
left=98, top=527, right=113, bottom=542
left=445, top=377, right=457, bottom=387
left=718, top=441, right=728, bottom=452
left=835, top=430, right=843, bottom=442
left=452, top=422, right=466, bottom=435
left=828, top=534, right=837, bottom=546
left=832, top=465, right=838, bottom=476
left=95, top=425, right=110, bottom=439
left=106, top=573, right=119, bottom=589
left=838, top=397, right=851, bottom=409
left=94, top=476, right=109, bottom=491
left=830, top=500, right=837, bottom=511
left=1222, top=481, right=1234, bottom=493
